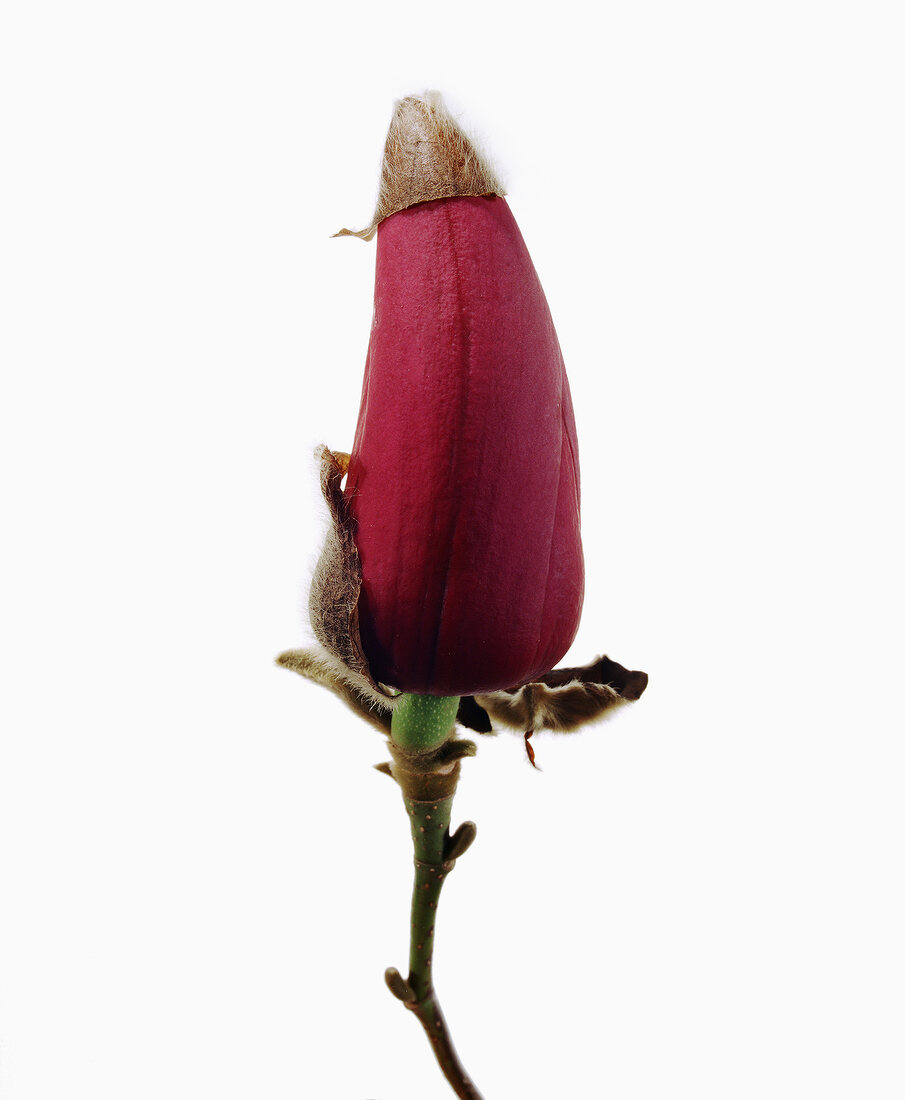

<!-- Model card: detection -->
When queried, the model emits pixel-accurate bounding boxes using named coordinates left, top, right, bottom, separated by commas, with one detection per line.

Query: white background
left=1, top=2, right=903, bottom=1098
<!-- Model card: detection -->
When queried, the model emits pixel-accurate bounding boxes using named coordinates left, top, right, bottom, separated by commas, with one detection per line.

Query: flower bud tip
left=334, top=91, right=505, bottom=241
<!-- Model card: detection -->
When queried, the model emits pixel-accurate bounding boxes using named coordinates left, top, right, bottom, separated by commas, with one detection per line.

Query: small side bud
left=445, top=821, right=477, bottom=862
left=385, top=966, right=416, bottom=1004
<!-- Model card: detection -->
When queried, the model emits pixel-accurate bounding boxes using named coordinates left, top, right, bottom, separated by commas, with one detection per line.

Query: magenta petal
left=344, top=195, right=584, bottom=696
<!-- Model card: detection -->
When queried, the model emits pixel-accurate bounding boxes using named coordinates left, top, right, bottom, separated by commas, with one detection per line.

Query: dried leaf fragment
left=306, top=444, right=395, bottom=706
left=457, top=655, right=649, bottom=764
left=275, top=646, right=393, bottom=733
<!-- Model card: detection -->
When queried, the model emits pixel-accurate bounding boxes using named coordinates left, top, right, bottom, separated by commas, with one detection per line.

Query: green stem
left=391, top=693, right=460, bottom=751
left=384, top=695, right=484, bottom=1100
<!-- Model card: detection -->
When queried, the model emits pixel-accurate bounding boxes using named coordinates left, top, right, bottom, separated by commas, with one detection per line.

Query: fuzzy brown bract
left=462, top=655, right=649, bottom=766
left=334, top=91, right=505, bottom=242
left=303, top=445, right=396, bottom=710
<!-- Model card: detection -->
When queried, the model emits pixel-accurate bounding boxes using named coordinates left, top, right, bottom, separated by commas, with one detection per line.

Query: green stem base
left=384, top=695, right=483, bottom=1099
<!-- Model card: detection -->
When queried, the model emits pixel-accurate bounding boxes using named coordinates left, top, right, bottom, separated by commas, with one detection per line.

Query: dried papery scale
left=334, top=92, right=505, bottom=242
left=469, top=654, right=650, bottom=767
left=278, top=92, right=648, bottom=1098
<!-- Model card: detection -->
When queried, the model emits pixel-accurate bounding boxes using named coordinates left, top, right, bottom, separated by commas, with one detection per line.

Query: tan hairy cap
left=334, top=91, right=506, bottom=241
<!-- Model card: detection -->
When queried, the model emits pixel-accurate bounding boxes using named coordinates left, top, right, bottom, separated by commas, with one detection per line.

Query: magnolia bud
left=337, top=94, right=584, bottom=696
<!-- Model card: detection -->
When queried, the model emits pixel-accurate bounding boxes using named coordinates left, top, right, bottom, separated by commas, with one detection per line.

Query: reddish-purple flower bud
left=339, top=99, right=584, bottom=696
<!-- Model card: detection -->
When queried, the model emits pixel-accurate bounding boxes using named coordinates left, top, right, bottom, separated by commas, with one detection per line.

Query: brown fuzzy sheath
left=308, top=445, right=387, bottom=699
left=334, top=91, right=505, bottom=242
left=275, top=647, right=393, bottom=733
left=386, top=738, right=477, bottom=802
left=464, top=655, right=649, bottom=735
